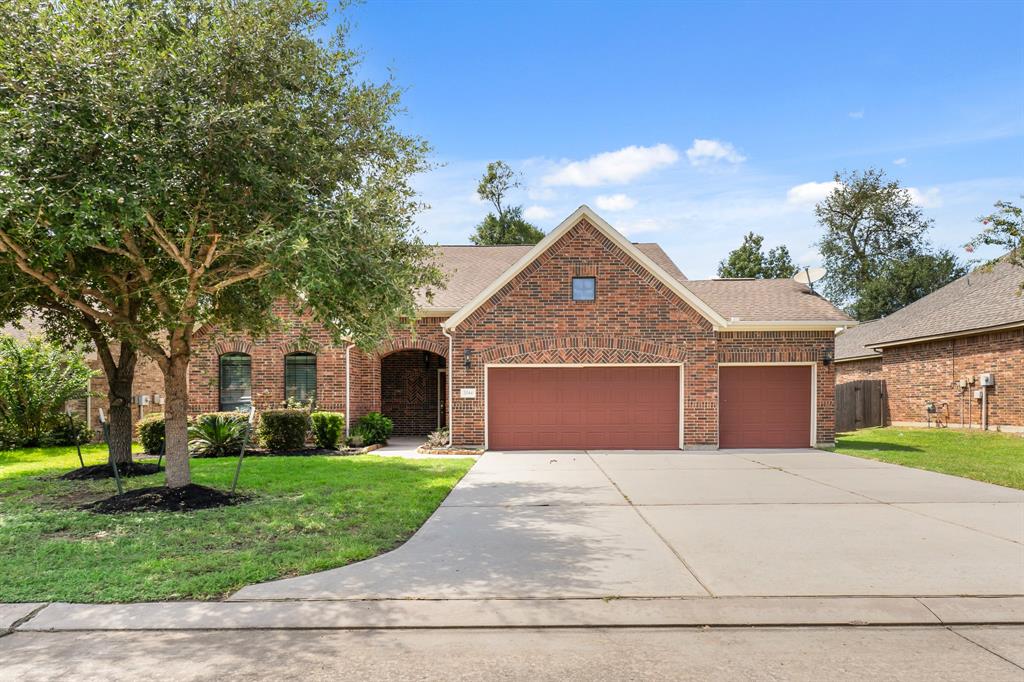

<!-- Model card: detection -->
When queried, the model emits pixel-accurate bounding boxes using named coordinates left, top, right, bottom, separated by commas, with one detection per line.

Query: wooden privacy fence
left=835, top=380, right=886, bottom=432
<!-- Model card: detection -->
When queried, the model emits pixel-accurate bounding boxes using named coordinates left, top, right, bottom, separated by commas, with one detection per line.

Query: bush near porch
left=0, top=443, right=472, bottom=602
left=835, top=427, right=1024, bottom=490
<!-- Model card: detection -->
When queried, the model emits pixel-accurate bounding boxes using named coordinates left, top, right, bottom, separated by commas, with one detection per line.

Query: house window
left=219, top=353, right=251, bottom=412
left=572, top=277, right=596, bottom=301
left=284, top=352, right=316, bottom=405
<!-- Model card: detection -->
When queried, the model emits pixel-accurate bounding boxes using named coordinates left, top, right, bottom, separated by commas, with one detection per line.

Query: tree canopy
left=815, top=168, right=964, bottom=320
left=968, top=199, right=1023, bottom=291
left=717, top=232, right=797, bottom=279
left=470, top=161, right=545, bottom=245
left=0, top=0, right=441, bottom=487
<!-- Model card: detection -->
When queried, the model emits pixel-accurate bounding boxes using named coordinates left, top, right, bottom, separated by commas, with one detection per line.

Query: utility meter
left=979, top=373, right=995, bottom=387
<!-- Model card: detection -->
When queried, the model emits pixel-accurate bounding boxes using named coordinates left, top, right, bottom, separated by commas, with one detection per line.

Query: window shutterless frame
left=572, top=276, right=596, bottom=301
left=284, top=352, right=317, bottom=404
left=219, top=353, right=252, bottom=412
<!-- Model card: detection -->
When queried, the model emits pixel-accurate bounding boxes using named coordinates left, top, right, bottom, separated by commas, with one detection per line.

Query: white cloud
left=907, top=187, right=942, bottom=208
left=617, top=218, right=663, bottom=236
left=685, top=139, right=746, bottom=167
left=594, top=193, right=637, bottom=212
left=523, top=205, right=553, bottom=221
left=542, top=144, right=679, bottom=187
left=527, top=186, right=558, bottom=201
left=848, top=110, right=865, bottom=119
left=786, top=181, right=840, bottom=205
left=893, top=157, right=908, bottom=166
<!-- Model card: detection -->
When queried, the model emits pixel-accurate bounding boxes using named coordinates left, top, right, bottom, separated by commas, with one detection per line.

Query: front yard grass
left=835, top=427, right=1024, bottom=490
left=0, top=444, right=472, bottom=602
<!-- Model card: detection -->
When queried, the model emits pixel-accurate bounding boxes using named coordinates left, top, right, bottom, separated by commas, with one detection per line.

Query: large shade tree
left=470, top=161, right=545, bottom=245
left=0, top=0, right=441, bottom=488
left=717, top=232, right=797, bottom=279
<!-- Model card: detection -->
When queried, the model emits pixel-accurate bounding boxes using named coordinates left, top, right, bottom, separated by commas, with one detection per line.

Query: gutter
left=442, top=326, right=454, bottom=447
left=344, top=343, right=353, bottom=439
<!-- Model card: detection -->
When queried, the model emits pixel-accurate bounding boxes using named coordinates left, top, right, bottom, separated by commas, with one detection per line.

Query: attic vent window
left=572, top=277, right=596, bottom=301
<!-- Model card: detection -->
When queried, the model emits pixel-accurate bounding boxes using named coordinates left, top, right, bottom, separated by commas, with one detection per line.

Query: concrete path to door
left=232, top=448, right=1024, bottom=602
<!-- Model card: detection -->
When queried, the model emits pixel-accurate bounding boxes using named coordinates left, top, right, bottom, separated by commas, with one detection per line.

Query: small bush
left=258, top=409, right=309, bottom=451
left=136, top=413, right=165, bottom=455
left=355, top=412, right=393, bottom=445
left=188, top=413, right=249, bottom=457
left=310, top=411, right=344, bottom=449
left=43, top=414, right=93, bottom=446
left=424, top=427, right=449, bottom=449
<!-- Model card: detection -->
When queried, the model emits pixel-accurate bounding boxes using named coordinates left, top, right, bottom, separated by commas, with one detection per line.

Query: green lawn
left=835, top=427, right=1024, bottom=490
left=0, top=444, right=472, bottom=602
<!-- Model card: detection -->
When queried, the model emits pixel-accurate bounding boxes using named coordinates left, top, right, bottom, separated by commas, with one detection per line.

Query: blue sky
left=342, top=0, right=1023, bottom=279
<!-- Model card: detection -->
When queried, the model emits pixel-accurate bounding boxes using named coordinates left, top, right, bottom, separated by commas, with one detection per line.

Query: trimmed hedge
left=257, top=409, right=309, bottom=451
left=310, top=411, right=344, bottom=449
left=136, top=413, right=166, bottom=455
left=355, top=412, right=392, bottom=446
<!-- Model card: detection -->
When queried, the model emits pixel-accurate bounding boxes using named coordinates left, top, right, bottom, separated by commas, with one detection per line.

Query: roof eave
left=722, top=320, right=857, bottom=332
left=867, top=320, right=1024, bottom=349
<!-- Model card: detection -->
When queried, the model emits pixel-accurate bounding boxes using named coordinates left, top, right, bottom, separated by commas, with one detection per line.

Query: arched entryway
left=380, top=350, right=448, bottom=436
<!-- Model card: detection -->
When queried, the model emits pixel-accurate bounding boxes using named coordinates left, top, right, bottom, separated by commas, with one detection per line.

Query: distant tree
left=0, top=335, right=95, bottom=448
left=967, top=198, right=1023, bottom=291
left=717, top=232, right=797, bottom=279
left=0, top=0, right=440, bottom=488
left=848, top=250, right=966, bottom=320
left=815, top=168, right=962, bottom=320
left=470, top=161, right=545, bottom=245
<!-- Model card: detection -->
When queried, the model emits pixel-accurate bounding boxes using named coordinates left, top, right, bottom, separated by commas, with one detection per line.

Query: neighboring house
left=0, top=315, right=164, bottom=440
left=190, top=206, right=852, bottom=449
left=835, top=258, right=1024, bottom=432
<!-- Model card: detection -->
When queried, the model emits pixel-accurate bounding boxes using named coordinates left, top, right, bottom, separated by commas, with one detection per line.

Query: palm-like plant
left=188, top=414, right=248, bottom=457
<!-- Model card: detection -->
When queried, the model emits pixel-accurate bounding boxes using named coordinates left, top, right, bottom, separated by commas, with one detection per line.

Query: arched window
left=284, top=352, right=316, bottom=405
left=219, top=353, right=251, bottom=412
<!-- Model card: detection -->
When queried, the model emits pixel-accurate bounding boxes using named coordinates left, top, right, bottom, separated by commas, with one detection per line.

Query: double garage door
left=486, top=365, right=811, bottom=450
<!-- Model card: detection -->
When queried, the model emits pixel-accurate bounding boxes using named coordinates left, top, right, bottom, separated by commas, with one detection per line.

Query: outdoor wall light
left=822, top=351, right=833, bottom=366
left=463, top=348, right=473, bottom=370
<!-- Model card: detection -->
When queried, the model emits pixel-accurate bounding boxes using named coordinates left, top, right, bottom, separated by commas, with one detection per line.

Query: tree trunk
left=163, top=353, right=191, bottom=488
left=106, top=376, right=134, bottom=465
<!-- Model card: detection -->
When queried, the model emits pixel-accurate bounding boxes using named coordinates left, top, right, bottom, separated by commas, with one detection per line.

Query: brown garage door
left=488, top=366, right=679, bottom=450
left=719, top=365, right=812, bottom=448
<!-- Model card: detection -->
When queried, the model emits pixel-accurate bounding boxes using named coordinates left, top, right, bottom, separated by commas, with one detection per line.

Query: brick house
left=835, top=258, right=1024, bottom=432
left=190, top=206, right=853, bottom=449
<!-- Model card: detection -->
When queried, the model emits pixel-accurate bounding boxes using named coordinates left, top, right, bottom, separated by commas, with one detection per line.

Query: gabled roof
left=864, top=258, right=1024, bottom=348
left=441, top=205, right=730, bottom=329
left=417, top=242, right=684, bottom=313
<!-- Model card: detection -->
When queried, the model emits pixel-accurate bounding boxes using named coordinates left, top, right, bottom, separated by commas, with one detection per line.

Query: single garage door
left=488, top=366, right=679, bottom=450
left=719, top=365, right=812, bottom=448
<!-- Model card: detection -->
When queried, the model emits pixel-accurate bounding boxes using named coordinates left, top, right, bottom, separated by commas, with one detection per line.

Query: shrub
left=43, top=414, right=92, bottom=447
left=136, top=413, right=166, bottom=454
left=310, top=411, right=344, bottom=449
left=355, top=412, right=393, bottom=445
left=0, top=335, right=95, bottom=448
left=424, top=427, right=449, bottom=449
left=258, top=408, right=309, bottom=451
left=188, top=413, right=249, bottom=457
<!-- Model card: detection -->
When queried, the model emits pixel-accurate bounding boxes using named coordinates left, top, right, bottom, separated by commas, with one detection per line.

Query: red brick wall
left=380, top=350, right=447, bottom=436
left=67, top=345, right=165, bottom=441
left=445, top=218, right=834, bottom=448
left=189, top=300, right=348, bottom=415
left=717, top=331, right=836, bottom=445
left=836, top=357, right=883, bottom=383
left=883, top=328, right=1023, bottom=430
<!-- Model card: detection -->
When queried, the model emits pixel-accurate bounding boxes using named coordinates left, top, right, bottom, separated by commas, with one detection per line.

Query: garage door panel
left=488, top=366, right=679, bottom=450
left=720, top=366, right=811, bottom=448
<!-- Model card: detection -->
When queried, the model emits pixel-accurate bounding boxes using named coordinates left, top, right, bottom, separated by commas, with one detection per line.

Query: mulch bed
left=416, top=446, right=484, bottom=455
left=83, top=484, right=247, bottom=514
left=60, top=462, right=162, bottom=481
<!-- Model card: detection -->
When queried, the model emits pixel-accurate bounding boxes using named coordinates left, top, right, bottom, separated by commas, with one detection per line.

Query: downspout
left=442, top=326, right=454, bottom=447
left=344, top=342, right=353, bottom=439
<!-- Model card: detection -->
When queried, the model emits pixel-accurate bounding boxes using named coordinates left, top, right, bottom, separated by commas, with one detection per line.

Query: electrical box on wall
left=973, top=389, right=985, bottom=400
left=979, top=373, right=995, bottom=387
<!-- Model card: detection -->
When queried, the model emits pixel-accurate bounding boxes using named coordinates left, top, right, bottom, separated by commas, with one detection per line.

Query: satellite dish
left=793, top=266, right=826, bottom=292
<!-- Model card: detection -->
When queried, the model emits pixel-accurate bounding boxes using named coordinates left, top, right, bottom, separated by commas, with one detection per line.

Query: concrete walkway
left=232, top=448, right=1024, bottom=602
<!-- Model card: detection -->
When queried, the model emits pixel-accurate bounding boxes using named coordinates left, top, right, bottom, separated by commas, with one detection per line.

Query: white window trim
left=483, top=362, right=685, bottom=451
left=717, top=361, right=818, bottom=448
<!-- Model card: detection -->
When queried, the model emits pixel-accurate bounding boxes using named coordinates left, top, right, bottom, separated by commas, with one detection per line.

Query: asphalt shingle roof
left=834, top=318, right=886, bottom=361
left=862, top=259, right=1024, bottom=347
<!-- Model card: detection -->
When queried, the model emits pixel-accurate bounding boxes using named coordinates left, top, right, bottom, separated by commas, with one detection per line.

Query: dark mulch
left=60, top=462, right=162, bottom=481
left=83, top=484, right=247, bottom=514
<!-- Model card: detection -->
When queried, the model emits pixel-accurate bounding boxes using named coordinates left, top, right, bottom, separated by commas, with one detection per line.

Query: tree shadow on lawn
left=835, top=437, right=924, bottom=454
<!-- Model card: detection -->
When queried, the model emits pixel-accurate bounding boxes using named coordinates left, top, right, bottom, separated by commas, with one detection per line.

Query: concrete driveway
left=232, top=448, right=1024, bottom=601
